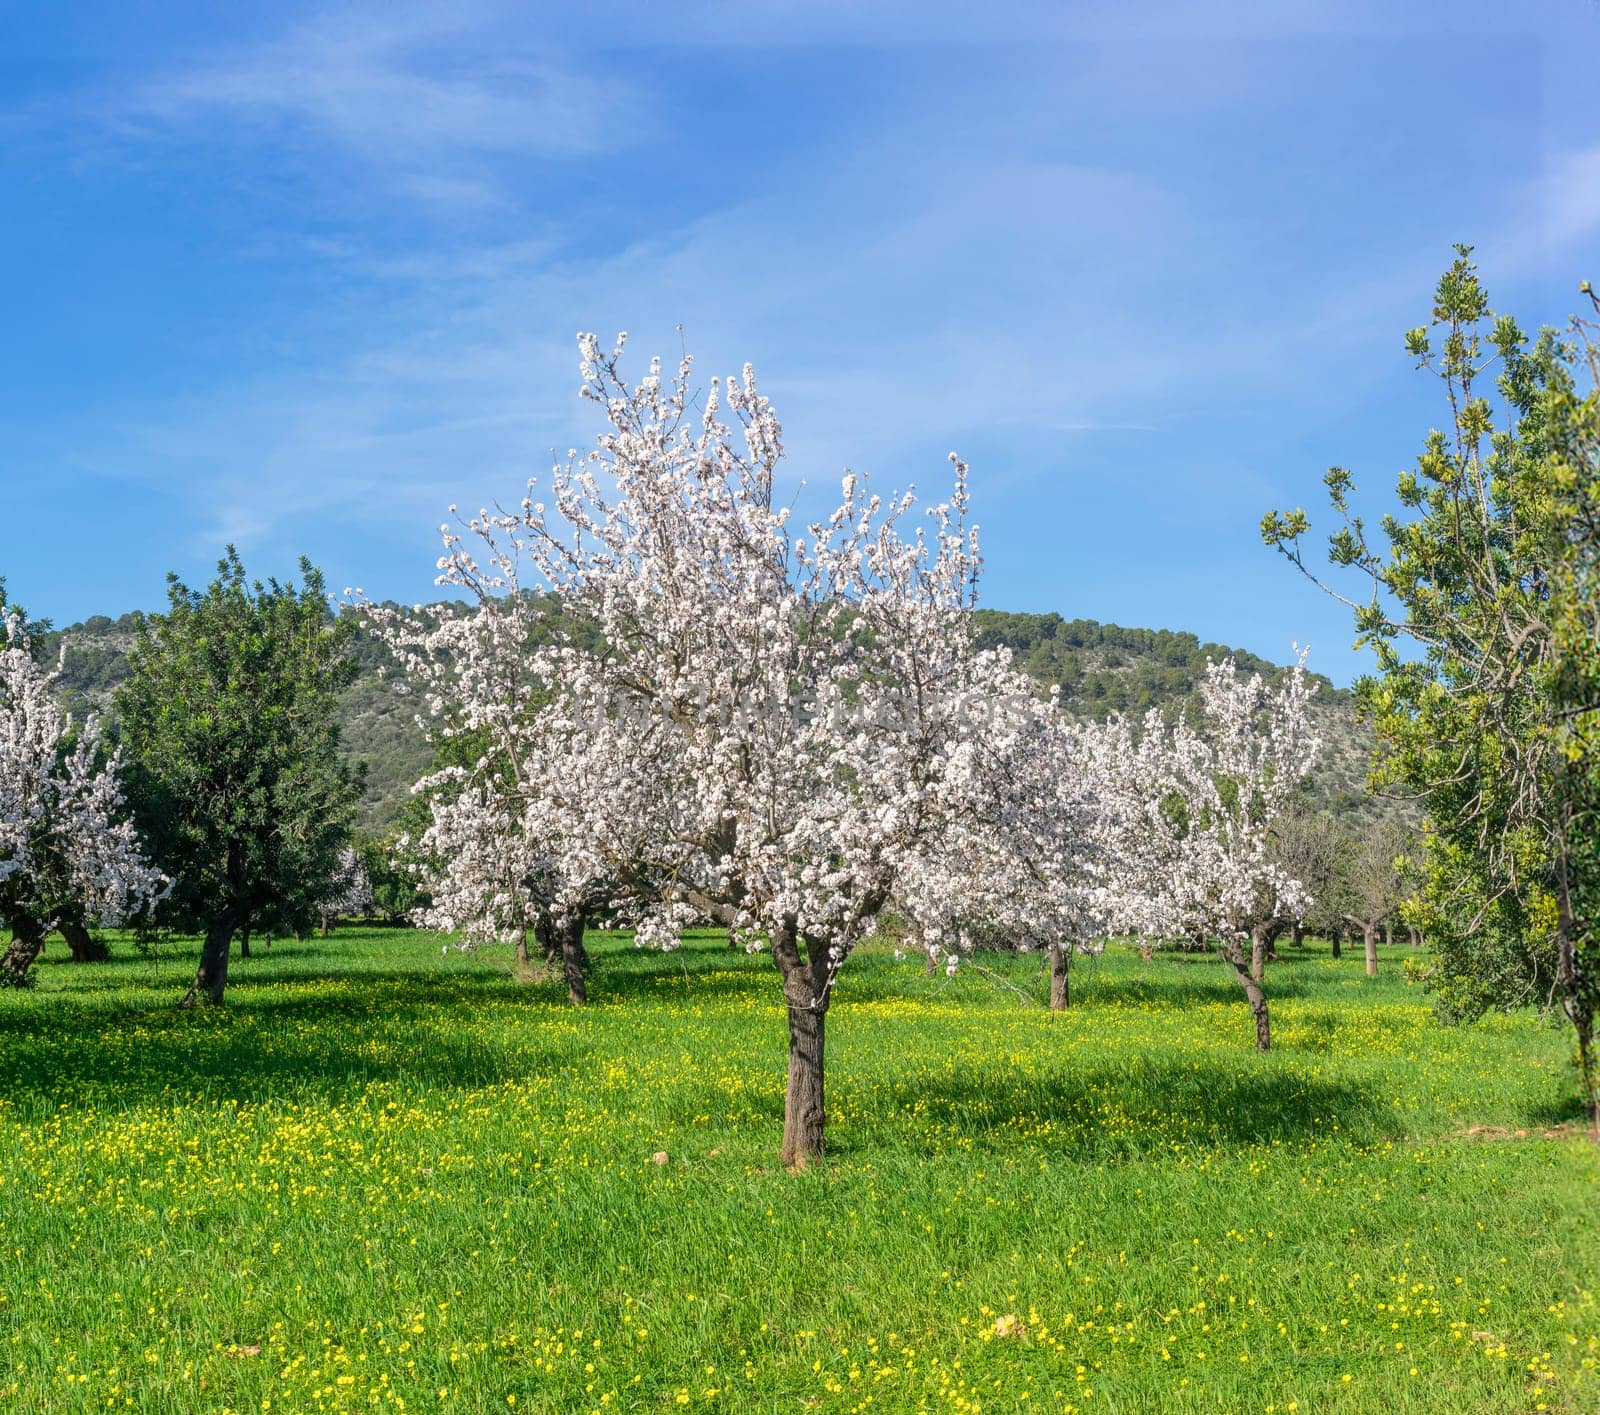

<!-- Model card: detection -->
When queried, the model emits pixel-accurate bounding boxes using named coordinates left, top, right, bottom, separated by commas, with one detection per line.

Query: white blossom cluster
left=0, top=615, right=168, bottom=945
left=1092, top=653, right=1321, bottom=948
left=318, top=846, right=374, bottom=922
left=894, top=688, right=1113, bottom=972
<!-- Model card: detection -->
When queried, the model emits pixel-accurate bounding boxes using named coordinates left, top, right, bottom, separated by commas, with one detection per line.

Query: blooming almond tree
left=0, top=616, right=167, bottom=985
left=383, top=334, right=1028, bottom=1164
left=316, top=846, right=374, bottom=935
left=361, top=586, right=681, bottom=1007
left=1098, top=656, right=1320, bottom=1050
left=896, top=697, right=1114, bottom=1010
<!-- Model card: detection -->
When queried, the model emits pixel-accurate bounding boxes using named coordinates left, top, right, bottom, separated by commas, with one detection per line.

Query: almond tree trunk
left=1049, top=947, right=1070, bottom=1011
left=0, top=914, right=47, bottom=987
left=1291, top=921, right=1306, bottom=948
left=1250, top=929, right=1269, bottom=982
left=771, top=918, right=830, bottom=1167
left=515, top=927, right=529, bottom=966
left=1363, top=924, right=1379, bottom=977
left=62, top=919, right=109, bottom=963
left=782, top=997, right=827, bottom=1165
left=535, top=916, right=558, bottom=963
left=560, top=915, right=588, bottom=1007
left=1249, top=921, right=1285, bottom=982
left=1226, top=944, right=1270, bottom=1052
left=1330, top=926, right=1343, bottom=960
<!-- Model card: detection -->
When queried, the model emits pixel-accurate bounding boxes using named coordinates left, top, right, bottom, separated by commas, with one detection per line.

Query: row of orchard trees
left=12, top=252, right=1583, bottom=1154
left=366, top=336, right=1327, bottom=1165
left=0, top=558, right=370, bottom=1002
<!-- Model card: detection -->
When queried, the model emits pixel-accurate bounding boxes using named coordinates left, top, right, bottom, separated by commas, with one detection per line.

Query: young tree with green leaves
left=117, top=549, right=363, bottom=1005
left=0, top=579, right=48, bottom=641
left=1263, top=249, right=1600, bottom=1131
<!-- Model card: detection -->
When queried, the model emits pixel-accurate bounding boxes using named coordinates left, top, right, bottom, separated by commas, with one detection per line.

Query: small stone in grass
left=651, top=1151, right=669, bottom=1165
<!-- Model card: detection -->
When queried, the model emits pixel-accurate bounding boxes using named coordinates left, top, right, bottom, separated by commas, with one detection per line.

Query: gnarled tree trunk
left=559, top=915, right=588, bottom=1007
left=1249, top=920, right=1285, bottom=982
left=515, top=926, right=530, bottom=966
left=771, top=917, right=831, bottom=1167
left=185, top=912, right=239, bottom=1006
left=1291, top=921, right=1306, bottom=948
left=1363, top=924, right=1378, bottom=977
left=0, top=914, right=47, bottom=987
left=62, top=919, right=109, bottom=963
left=1226, top=944, right=1271, bottom=1051
left=1330, top=925, right=1343, bottom=959
left=1049, top=947, right=1070, bottom=1011
left=782, top=996, right=827, bottom=1165
left=535, top=915, right=558, bottom=963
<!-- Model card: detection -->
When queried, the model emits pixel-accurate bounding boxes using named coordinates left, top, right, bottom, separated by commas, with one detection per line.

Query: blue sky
left=2, top=1, right=1597, bottom=682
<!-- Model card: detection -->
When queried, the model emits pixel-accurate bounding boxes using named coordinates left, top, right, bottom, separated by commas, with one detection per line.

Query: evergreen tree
left=1265, top=250, right=1600, bottom=1130
left=117, top=549, right=362, bottom=1003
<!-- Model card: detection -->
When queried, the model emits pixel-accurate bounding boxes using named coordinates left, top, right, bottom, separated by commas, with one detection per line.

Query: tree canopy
left=1264, top=249, right=1600, bottom=1128
left=116, top=549, right=363, bottom=1003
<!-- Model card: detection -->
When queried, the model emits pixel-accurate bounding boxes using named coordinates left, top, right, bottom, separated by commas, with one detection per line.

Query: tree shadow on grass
left=676, top=1056, right=1391, bottom=1162
left=1523, top=1089, right=1594, bottom=1130
left=880, top=1060, right=1385, bottom=1158
left=1076, top=968, right=1319, bottom=1010
left=0, top=970, right=566, bottom=1115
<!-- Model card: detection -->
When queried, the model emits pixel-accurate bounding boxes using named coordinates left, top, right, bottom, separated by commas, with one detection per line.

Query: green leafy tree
left=117, top=549, right=363, bottom=1004
left=0, top=579, right=48, bottom=642
left=1263, top=248, right=1600, bottom=1131
left=354, top=833, right=423, bottom=925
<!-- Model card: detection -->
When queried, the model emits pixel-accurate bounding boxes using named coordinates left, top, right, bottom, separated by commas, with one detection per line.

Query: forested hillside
left=971, top=612, right=1390, bottom=826
left=41, top=606, right=1390, bottom=831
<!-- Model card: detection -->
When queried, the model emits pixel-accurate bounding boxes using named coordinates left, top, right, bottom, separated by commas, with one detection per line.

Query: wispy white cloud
left=103, top=6, right=635, bottom=206
left=1510, top=144, right=1600, bottom=271
left=74, top=149, right=1203, bottom=549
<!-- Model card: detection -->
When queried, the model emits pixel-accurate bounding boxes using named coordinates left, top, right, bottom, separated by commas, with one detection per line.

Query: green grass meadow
left=0, top=930, right=1595, bottom=1414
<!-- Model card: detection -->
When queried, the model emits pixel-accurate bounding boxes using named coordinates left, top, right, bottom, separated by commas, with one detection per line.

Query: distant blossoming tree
left=362, top=583, right=679, bottom=1007
left=316, top=847, right=375, bottom=935
left=0, top=616, right=167, bottom=985
left=896, top=701, right=1114, bottom=1010
left=1098, top=656, right=1320, bottom=1050
left=1337, top=821, right=1413, bottom=977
